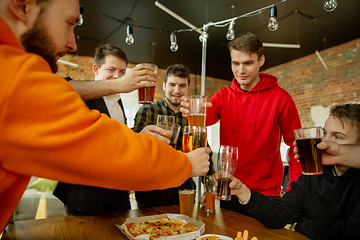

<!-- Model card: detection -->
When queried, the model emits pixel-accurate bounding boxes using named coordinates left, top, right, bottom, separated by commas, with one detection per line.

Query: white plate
left=196, top=234, right=233, bottom=240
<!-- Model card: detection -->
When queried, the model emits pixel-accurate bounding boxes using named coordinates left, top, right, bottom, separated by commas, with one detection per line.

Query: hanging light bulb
left=268, top=5, right=279, bottom=31
left=199, top=32, right=209, bottom=43
left=125, top=25, right=134, bottom=45
left=77, top=5, right=84, bottom=26
left=199, top=24, right=210, bottom=43
left=226, top=20, right=236, bottom=40
left=170, top=33, right=178, bottom=52
left=323, top=0, right=337, bottom=12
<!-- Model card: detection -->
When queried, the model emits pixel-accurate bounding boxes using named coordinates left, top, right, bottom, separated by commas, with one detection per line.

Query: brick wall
left=263, top=38, right=360, bottom=127
left=57, top=37, right=360, bottom=127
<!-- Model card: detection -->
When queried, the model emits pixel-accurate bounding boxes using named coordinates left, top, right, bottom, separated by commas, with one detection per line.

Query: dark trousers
left=63, top=190, right=131, bottom=216
left=136, top=178, right=195, bottom=209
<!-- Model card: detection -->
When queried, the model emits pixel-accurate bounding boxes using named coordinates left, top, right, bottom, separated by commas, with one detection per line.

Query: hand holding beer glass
left=156, top=115, right=175, bottom=139
left=182, top=126, right=207, bottom=153
left=137, top=63, right=158, bottom=104
left=216, top=145, right=238, bottom=201
left=180, top=125, right=207, bottom=217
left=294, top=127, right=323, bottom=175
left=187, top=95, right=207, bottom=127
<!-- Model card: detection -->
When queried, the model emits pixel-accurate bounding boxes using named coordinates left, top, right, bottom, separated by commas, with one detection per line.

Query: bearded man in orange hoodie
left=0, top=0, right=211, bottom=232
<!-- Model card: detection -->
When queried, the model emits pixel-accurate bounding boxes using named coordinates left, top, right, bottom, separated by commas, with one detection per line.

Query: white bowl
left=196, top=234, right=233, bottom=240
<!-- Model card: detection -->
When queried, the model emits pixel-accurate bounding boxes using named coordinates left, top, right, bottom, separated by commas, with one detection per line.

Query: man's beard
left=20, top=15, right=63, bottom=73
left=165, top=95, right=181, bottom=107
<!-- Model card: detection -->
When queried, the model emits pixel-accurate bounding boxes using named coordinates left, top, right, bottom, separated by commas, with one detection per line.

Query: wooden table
left=2, top=204, right=309, bottom=240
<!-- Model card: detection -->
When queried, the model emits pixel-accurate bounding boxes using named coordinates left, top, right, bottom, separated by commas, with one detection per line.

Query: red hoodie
left=207, top=73, right=302, bottom=196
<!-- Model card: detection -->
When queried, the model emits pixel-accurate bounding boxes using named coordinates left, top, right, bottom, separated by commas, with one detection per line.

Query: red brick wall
left=57, top=38, right=360, bottom=127
left=263, top=38, right=360, bottom=127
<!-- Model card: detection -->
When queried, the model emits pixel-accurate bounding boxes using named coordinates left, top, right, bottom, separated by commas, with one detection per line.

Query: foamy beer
left=216, top=145, right=238, bottom=201
left=294, top=127, right=323, bottom=175
left=187, top=95, right=207, bottom=127
left=137, top=63, right=158, bottom=104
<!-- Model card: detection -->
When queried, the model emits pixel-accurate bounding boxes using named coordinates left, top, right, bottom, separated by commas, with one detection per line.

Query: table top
left=3, top=204, right=309, bottom=240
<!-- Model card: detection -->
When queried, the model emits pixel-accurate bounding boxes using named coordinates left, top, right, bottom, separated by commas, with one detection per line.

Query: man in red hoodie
left=181, top=32, right=302, bottom=214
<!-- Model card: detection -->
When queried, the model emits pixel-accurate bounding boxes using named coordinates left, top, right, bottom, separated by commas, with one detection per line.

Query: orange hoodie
left=0, top=17, right=192, bottom=231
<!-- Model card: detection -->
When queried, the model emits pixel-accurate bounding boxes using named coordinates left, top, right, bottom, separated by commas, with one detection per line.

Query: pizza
left=123, top=218, right=198, bottom=239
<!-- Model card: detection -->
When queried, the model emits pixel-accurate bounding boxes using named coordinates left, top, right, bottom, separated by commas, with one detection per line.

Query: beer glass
left=169, top=124, right=181, bottom=148
left=216, top=145, right=238, bottom=201
left=182, top=126, right=207, bottom=153
left=156, top=115, right=175, bottom=139
left=294, top=127, right=323, bottom=175
left=204, top=174, right=216, bottom=213
left=178, top=189, right=195, bottom=217
left=137, top=63, right=158, bottom=104
left=187, top=95, right=207, bottom=127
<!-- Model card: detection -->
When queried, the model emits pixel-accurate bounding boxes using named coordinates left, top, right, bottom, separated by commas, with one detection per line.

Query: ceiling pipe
left=57, top=59, right=78, bottom=68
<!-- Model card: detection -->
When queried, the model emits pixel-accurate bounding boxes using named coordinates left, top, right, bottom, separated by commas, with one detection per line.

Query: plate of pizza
left=118, top=214, right=205, bottom=240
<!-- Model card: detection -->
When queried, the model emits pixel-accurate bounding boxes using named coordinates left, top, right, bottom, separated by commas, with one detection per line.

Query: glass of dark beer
left=294, top=127, right=323, bottom=175
left=187, top=95, right=207, bottom=127
left=137, top=63, right=158, bottom=104
left=216, top=145, right=238, bottom=201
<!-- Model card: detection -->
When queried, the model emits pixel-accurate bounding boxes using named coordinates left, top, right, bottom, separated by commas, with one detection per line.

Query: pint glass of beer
left=179, top=189, right=195, bottom=217
left=216, top=145, right=238, bottom=201
left=137, top=63, right=158, bottom=104
left=294, top=127, right=323, bottom=175
left=187, top=95, right=207, bottom=127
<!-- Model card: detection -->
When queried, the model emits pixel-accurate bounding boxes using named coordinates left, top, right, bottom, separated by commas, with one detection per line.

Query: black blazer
left=85, top=97, right=127, bottom=125
left=53, top=97, right=131, bottom=214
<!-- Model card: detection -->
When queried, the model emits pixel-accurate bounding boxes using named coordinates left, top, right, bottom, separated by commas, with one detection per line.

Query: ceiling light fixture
left=268, top=5, right=279, bottom=31
left=57, top=59, right=79, bottom=68
left=323, top=0, right=337, bottom=12
left=77, top=5, right=84, bottom=26
left=226, top=20, right=236, bottom=40
left=170, top=33, right=178, bottom=52
left=263, top=43, right=300, bottom=48
left=125, top=25, right=134, bottom=45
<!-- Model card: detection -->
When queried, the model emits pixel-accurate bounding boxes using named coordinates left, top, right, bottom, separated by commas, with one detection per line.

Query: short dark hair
left=227, top=32, right=264, bottom=60
left=94, top=44, right=128, bottom=68
left=164, top=64, right=190, bottom=85
left=330, top=103, right=360, bottom=143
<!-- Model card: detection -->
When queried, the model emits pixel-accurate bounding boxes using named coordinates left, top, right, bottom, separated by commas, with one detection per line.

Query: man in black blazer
left=54, top=44, right=163, bottom=215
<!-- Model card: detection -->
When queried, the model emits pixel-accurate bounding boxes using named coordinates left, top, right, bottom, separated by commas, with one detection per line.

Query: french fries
left=234, top=230, right=258, bottom=240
